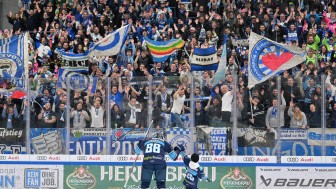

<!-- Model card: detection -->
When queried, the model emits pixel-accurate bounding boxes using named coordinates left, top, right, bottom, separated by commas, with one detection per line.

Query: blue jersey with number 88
left=135, top=138, right=178, bottom=165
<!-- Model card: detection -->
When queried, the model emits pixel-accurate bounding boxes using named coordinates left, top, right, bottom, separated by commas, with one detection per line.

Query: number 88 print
left=145, top=143, right=161, bottom=153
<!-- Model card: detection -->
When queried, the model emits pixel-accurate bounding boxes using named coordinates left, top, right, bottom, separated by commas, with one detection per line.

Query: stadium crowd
left=0, top=0, right=336, bottom=132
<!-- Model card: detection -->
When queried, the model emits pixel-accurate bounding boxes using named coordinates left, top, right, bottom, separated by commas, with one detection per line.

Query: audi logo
left=287, top=157, right=299, bottom=162
left=243, top=157, right=255, bottom=162
left=77, top=156, right=87, bottom=160
left=0, top=156, right=6, bottom=160
left=201, top=157, right=212, bottom=161
left=37, top=156, right=47, bottom=160
left=117, top=156, right=128, bottom=161
left=332, top=158, right=336, bottom=162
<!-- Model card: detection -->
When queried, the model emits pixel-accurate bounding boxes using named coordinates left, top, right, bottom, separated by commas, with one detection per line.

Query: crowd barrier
left=0, top=155, right=335, bottom=189
left=0, top=75, right=335, bottom=160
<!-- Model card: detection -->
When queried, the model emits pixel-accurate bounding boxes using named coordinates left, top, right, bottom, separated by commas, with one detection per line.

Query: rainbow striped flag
left=144, top=37, right=185, bottom=62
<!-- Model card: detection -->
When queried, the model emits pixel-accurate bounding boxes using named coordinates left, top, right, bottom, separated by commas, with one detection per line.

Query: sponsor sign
left=0, top=165, right=63, bottom=189
left=66, top=166, right=96, bottom=189
left=325, top=156, right=336, bottom=163
left=238, top=156, right=277, bottom=163
left=29, top=155, right=69, bottom=162
left=257, top=166, right=336, bottom=189
left=24, top=168, right=59, bottom=188
left=68, top=155, right=107, bottom=162
left=199, top=156, right=234, bottom=163
left=220, top=167, right=254, bottom=189
left=0, top=154, right=28, bottom=161
left=280, top=129, right=307, bottom=140
left=64, top=165, right=255, bottom=189
left=281, top=156, right=322, bottom=164
left=308, top=128, right=336, bottom=146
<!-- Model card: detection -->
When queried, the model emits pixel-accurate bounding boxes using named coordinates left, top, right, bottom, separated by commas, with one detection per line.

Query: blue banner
left=30, top=128, right=66, bottom=154
left=237, top=140, right=336, bottom=156
left=69, top=128, right=146, bottom=155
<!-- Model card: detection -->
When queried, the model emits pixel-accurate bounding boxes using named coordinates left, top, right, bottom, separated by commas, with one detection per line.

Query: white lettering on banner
left=99, top=166, right=216, bottom=182
left=257, top=166, right=336, bottom=189
left=70, top=140, right=136, bottom=155
left=0, top=129, right=23, bottom=137
left=281, top=156, right=322, bottom=163
left=280, top=129, right=307, bottom=140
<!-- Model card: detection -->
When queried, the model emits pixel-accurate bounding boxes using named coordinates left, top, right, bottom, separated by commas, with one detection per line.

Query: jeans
left=171, top=113, right=184, bottom=128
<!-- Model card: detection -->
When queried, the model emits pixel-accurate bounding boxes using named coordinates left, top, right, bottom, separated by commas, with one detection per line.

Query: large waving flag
left=190, top=46, right=218, bottom=71
left=0, top=33, right=28, bottom=88
left=248, top=32, right=306, bottom=88
left=213, top=35, right=228, bottom=84
left=57, top=67, right=97, bottom=93
left=144, top=37, right=185, bottom=62
left=89, top=25, right=130, bottom=57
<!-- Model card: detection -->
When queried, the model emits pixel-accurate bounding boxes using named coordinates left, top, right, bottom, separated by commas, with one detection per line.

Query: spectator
left=156, top=85, right=172, bottom=128
left=85, top=95, right=105, bottom=128
left=288, top=101, right=308, bottom=129
left=111, top=104, right=125, bottom=129
left=170, top=85, right=186, bottom=128
left=1, top=104, right=19, bottom=128
left=56, top=102, right=66, bottom=128
left=205, top=96, right=222, bottom=127
left=70, top=102, right=90, bottom=129
left=221, top=84, right=233, bottom=127
left=124, top=96, right=144, bottom=128
left=37, top=102, right=56, bottom=128
left=265, top=91, right=286, bottom=131
left=307, top=103, right=321, bottom=128
left=247, top=96, right=266, bottom=128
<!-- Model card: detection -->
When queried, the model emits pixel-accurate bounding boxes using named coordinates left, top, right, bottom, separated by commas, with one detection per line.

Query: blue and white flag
left=248, top=32, right=306, bottom=88
left=57, top=67, right=98, bottom=93
left=58, top=50, right=89, bottom=61
left=190, top=46, right=218, bottom=71
left=213, top=35, right=227, bottom=84
left=0, top=33, right=28, bottom=88
left=89, top=25, right=130, bottom=57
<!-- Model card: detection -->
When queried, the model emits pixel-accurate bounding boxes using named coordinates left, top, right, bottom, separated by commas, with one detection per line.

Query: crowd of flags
left=0, top=24, right=307, bottom=94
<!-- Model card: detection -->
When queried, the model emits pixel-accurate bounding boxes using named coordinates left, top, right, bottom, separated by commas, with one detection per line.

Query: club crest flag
left=57, top=67, right=97, bottom=93
left=191, top=46, right=218, bottom=71
left=0, top=33, right=28, bottom=88
left=144, top=37, right=185, bottom=62
left=248, top=32, right=306, bottom=88
left=89, top=25, right=130, bottom=57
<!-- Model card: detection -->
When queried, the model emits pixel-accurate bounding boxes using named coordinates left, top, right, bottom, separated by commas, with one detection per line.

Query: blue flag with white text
left=190, top=46, right=218, bottom=71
